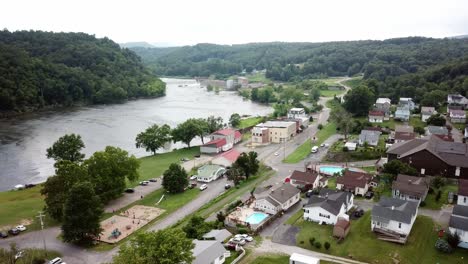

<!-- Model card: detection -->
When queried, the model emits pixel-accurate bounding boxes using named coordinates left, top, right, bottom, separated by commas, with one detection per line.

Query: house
left=192, top=240, right=228, bottom=264
left=368, top=110, right=385, bottom=123
left=254, top=183, right=301, bottom=215
left=288, top=108, right=307, bottom=119
left=211, top=149, right=241, bottom=167
left=387, top=135, right=468, bottom=178
left=421, top=107, right=436, bottom=122
left=376, top=98, right=392, bottom=113
left=202, top=229, right=232, bottom=242
left=448, top=94, right=468, bottom=109
left=253, top=121, right=297, bottom=143
left=289, top=170, right=324, bottom=190
left=399, top=98, right=415, bottom=110
left=336, top=170, right=373, bottom=196
left=425, top=125, right=453, bottom=141
left=303, top=189, right=354, bottom=225
left=289, top=253, right=320, bottom=264
left=333, top=217, right=351, bottom=239
left=449, top=109, right=466, bottom=124
left=371, top=197, right=418, bottom=244
left=201, top=129, right=242, bottom=154
left=251, top=126, right=269, bottom=144
left=449, top=205, right=468, bottom=249
left=458, top=179, right=468, bottom=206
left=344, top=142, right=357, bottom=151
left=392, top=174, right=430, bottom=204
left=394, top=107, right=410, bottom=121
left=393, top=125, right=415, bottom=143
left=197, top=165, right=226, bottom=182
left=465, top=127, right=468, bottom=140
left=359, top=129, right=382, bottom=146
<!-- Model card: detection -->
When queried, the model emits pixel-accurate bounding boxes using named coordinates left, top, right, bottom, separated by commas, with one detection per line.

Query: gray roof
left=426, top=126, right=448, bottom=136
left=450, top=215, right=468, bottom=232
left=372, top=197, right=418, bottom=224
left=192, top=240, right=226, bottom=264
left=392, top=174, right=429, bottom=198
left=202, top=229, right=232, bottom=242
left=305, top=189, right=352, bottom=215
left=453, top=205, right=468, bottom=218
left=421, top=107, right=436, bottom=115
left=359, top=130, right=381, bottom=146
left=268, top=183, right=301, bottom=204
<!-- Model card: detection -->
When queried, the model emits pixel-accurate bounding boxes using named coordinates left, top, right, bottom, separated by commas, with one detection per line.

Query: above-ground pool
left=245, top=212, right=268, bottom=225
left=319, top=166, right=360, bottom=175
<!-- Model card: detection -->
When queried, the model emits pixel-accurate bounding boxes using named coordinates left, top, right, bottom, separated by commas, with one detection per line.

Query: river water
left=0, top=78, right=272, bottom=191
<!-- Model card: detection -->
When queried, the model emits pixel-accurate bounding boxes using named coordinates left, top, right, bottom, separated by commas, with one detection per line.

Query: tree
left=86, top=146, right=140, bottom=204
left=62, top=181, right=103, bottom=243
left=206, top=115, right=224, bottom=133
left=324, top=241, right=331, bottom=250
left=229, top=113, right=241, bottom=127
left=41, top=161, right=88, bottom=221
left=226, top=164, right=245, bottom=185
left=426, top=114, right=446, bottom=126
left=234, top=151, right=260, bottom=178
left=182, top=216, right=211, bottom=239
left=216, top=211, right=226, bottom=223
left=446, top=231, right=461, bottom=248
left=421, top=90, right=446, bottom=107
left=113, top=228, right=194, bottom=264
left=382, top=160, right=417, bottom=176
left=414, top=126, right=425, bottom=135
left=192, top=118, right=210, bottom=144
left=343, top=85, right=375, bottom=116
left=135, top=124, right=172, bottom=155
left=162, top=163, right=188, bottom=193
left=46, top=134, right=85, bottom=163
left=171, top=119, right=200, bottom=147
left=330, top=107, right=354, bottom=140
left=431, top=176, right=446, bottom=189
left=435, top=238, right=452, bottom=253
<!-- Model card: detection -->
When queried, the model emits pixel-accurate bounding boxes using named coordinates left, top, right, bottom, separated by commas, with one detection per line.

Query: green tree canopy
left=234, top=151, right=260, bottom=178
left=46, top=134, right=85, bottom=163
left=229, top=113, right=241, bottom=127
left=343, top=85, right=375, bottom=116
left=113, top=228, right=194, bottom=264
left=62, top=181, right=103, bottom=243
left=171, top=119, right=200, bottom=147
left=135, top=124, right=172, bottom=155
left=205, top=115, right=224, bottom=133
left=382, top=160, right=417, bottom=176
left=182, top=216, right=211, bottom=239
left=426, top=114, right=446, bottom=126
left=162, top=163, right=189, bottom=193
left=330, top=107, right=354, bottom=140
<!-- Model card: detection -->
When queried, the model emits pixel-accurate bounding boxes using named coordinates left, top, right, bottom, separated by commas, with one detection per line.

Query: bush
left=435, top=190, right=442, bottom=202
left=324, top=241, right=331, bottom=250
left=318, top=124, right=324, bottom=130
left=428, top=187, right=434, bottom=194
left=435, top=238, right=452, bottom=253
left=237, top=227, right=248, bottom=234
left=342, top=146, right=349, bottom=152
left=431, top=176, right=446, bottom=189
left=446, top=231, right=461, bottom=248
left=314, top=241, right=322, bottom=249
left=309, top=237, right=315, bottom=245
left=420, top=201, right=426, bottom=207
left=300, top=240, right=304, bottom=244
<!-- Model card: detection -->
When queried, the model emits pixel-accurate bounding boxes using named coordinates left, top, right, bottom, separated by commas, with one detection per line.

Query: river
left=0, top=78, right=272, bottom=191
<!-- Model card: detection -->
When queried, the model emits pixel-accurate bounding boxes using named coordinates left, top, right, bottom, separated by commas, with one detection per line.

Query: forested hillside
left=132, top=38, right=468, bottom=103
left=0, top=30, right=165, bottom=112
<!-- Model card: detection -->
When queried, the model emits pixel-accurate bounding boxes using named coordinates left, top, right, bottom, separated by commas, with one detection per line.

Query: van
left=311, top=146, right=319, bottom=153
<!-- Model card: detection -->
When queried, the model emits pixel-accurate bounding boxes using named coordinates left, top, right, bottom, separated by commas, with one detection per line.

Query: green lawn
left=249, top=254, right=290, bottom=264
left=342, top=77, right=363, bottom=89
left=2, top=248, right=62, bottom=264
left=246, top=72, right=270, bottom=83
left=327, top=176, right=337, bottom=189
left=0, top=185, right=45, bottom=228
left=320, top=89, right=345, bottom=97
left=284, top=122, right=337, bottom=163
left=294, top=212, right=468, bottom=264
left=424, top=183, right=458, bottom=210
left=239, top=117, right=264, bottom=129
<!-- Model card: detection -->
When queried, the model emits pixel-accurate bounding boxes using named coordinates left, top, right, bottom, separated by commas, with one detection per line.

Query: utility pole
left=37, top=212, right=47, bottom=257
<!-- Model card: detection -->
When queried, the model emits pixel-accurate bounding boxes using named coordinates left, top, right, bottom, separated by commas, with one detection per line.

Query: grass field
left=0, top=248, right=62, bottom=264
left=423, top=183, right=458, bottom=210
left=342, top=76, right=363, bottom=89
left=245, top=253, right=338, bottom=264
left=293, top=212, right=468, bottom=264
left=239, top=116, right=264, bottom=129
left=246, top=72, right=270, bottom=83
left=319, top=89, right=346, bottom=97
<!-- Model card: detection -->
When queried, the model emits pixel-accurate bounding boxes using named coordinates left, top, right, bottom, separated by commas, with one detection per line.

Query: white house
left=336, top=170, right=373, bottom=196
left=254, top=183, right=301, bottom=215
left=448, top=94, right=468, bottom=109
left=394, top=107, right=410, bottom=121
left=376, top=98, right=391, bottom=112
left=359, top=129, right=381, bottom=146
left=399, top=98, right=415, bottom=110
left=192, top=240, right=228, bottom=264
left=368, top=110, right=385, bottom=123
left=449, top=205, right=468, bottom=249
left=303, top=189, right=354, bottom=225
left=344, top=142, right=357, bottom=151
left=421, top=106, right=436, bottom=122
left=197, top=165, right=226, bottom=182
left=289, top=253, right=320, bottom=264
left=449, top=109, right=466, bottom=124
left=392, top=174, right=429, bottom=205
left=288, top=108, right=307, bottom=119
left=458, top=179, right=468, bottom=206
left=371, top=197, right=418, bottom=244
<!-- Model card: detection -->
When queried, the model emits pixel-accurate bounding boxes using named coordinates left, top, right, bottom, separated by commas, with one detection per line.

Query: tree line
left=0, top=30, right=165, bottom=112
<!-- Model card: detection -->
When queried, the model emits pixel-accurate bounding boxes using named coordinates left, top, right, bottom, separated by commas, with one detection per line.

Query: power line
left=36, top=212, right=47, bottom=257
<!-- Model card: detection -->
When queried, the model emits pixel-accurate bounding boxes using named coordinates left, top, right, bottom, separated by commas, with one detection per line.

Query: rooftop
left=337, top=170, right=372, bottom=189
left=459, top=179, right=468, bottom=196
left=257, top=121, right=296, bottom=128
left=392, top=174, right=429, bottom=198
left=369, top=110, right=385, bottom=116
left=203, top=138, right=226, bottom=148
left=213, top=129, right=235, bottom=136
left=426, top=126, right=449, bottom=136
left=376, top=98, right=391, bottom=104
left=290, top=170, right=319, bottom=185
left=192, top=240, right=226, bottom=264
left=216, top=149, right=241, bottom=163
left=395, top=125, right=414, bottom=133
left=372, top=197, right=418, bottom=224
left=202, top=229, right=232, bottom=242
left=305, top=189, right=352, bottom=215
left=394, top=131, right=416, bottom=141
left=269, top=183, right=301, bottom=204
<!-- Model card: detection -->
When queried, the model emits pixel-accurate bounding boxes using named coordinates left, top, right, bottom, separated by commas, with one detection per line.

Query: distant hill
left=449, top=34, right=468, bottom=39
left=120, top=41, right=155, bottom=48
left=0, top=30, right=165, bottom=112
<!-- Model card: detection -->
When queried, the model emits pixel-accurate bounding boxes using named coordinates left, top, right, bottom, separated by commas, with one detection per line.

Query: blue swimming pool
left=245, top=212, right=268, bottom=225
left=319, top=166, right=359, bottom=175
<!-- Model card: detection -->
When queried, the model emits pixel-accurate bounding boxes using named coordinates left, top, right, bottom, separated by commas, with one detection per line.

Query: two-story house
left=448, top=205, right=468, bottom=249
left=399, top=98, right=416, bottom=110
left=421, top=106, right=436, bottom=122
left=448, top=94, right=468, bottom=109
left=303, top=189, right=354, bottom=225
left=359, top=129, right=381, bottom=146
left=392, top=174, right=429, bottom=205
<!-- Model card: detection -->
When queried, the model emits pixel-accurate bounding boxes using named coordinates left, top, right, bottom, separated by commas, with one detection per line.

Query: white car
left=240, top=234, right=254, bottom=242
left=230, top=237, right=246, bottom=245
left=189, top=175, right=197, bottom=180
left=274, top=152, right=279, bottom=156
left=199, top=184, right=208, bottom=191
left=16, top=225, right=26, bottom=232
left=139, top=181, right=149, bottom=186
left=48, top=257, right=64, bottom=264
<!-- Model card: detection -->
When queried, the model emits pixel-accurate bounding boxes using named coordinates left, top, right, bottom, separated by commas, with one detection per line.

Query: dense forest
left=132, top=38, right=468, bottom=103
left=0, top=30, right=165, bottom=112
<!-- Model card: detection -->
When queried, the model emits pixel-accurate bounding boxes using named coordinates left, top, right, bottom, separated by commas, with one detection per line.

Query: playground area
left=98, top=205, right=164, bottom=244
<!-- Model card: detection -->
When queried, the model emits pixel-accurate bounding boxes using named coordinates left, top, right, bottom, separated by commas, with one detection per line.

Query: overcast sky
left=2, top=0, right=467, bottom=46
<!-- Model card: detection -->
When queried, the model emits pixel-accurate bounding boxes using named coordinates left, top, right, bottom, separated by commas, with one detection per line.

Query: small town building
left=371, top=197, right=418, bottom=244
left=394, top=107, right=410, bottom=121
left=426, top=125, right=449, bottom=136
left=392, top=174, right=429, bottom=204
left=192, top=239, right=228, bottom=264
left=202, top=229, right=232, bottom=242
left=359, top=129, right=382, bottom=146
left=399, top=98, right=416, bottom=110
left=211, top=149, right=241, bottom=167
left=333, top=217, right=351, bottom=239
left=254, top=183, right=301, bottom=215
left=387, top=135, right=468, bottom=178
left=448, top=204, right=468, bottom=249
left=458, top=179, right=468, bottom=206
left=251, top=126, right=269, bottom=144
left=449, top=109, right=466, bottom=123
left=344, top=142, right=357, bottom=151
left=197, top=165, right=226, bottom=182
left=368, top=110, right=385, bottom=123
left=303, top=189, right=354, bottom=225
left=394, top=131, right=416, bottom=143
left=289, top=170, right=325, bottom=190
left=289, top=253, right=320, bottom=264
left=253, top=121, right=297, bottom=143
left=421, top=106, right=437, bottom=122
left=201, top=138, right=227, bottom=154
left=375, top=98, right=392, bottom=113
left=201, top=129, right=242, bottom=154
left=448, top=94, right=468, bottom=109
left=288, top=108, right=307, bottom=119
left=336, top=170, right=373, bottom=196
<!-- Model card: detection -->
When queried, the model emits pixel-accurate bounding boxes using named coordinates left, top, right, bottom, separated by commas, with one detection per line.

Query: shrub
left=342, top=146, right=349, bottom=152
left=446, top=231, right=461, bottom=248
left=431, top=176, right=446, bottom=189
left=435, top=238, right=452, bottom=253
left=428, top=187, right=434, bottom=194
left=324, top=241, right=331, bottom=250
left=318, top=124, right=324, bottom=130
left=300, top=240, right=304, bottom=244
left=435, top=190, right=442, bottom=202
left=420, top=201, right=426, bottom=207
left=237, top=227, right=248, bottom=234
left=314, top=241, right=322, bottom=249
left=309, top=237, right=315, bottom=245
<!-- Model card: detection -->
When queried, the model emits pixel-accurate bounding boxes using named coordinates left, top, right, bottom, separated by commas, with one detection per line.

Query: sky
left=1, top=0, right=467, bottom=46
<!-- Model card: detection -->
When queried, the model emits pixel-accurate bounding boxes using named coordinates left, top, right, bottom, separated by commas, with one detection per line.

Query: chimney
left=391, top=206, right=395, bottom=210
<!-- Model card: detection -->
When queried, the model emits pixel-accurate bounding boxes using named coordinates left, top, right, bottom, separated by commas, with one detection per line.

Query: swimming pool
left=245, top=212, right=268, bottom=225
left=319, top=166, right=360, bottom=175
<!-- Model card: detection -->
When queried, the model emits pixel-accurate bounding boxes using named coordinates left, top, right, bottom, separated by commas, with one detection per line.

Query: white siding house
left=254, top=183, right=301, bottom=215
left=458, top=180, right=468, bottom=206
left=449, top=205, right=468, bottom=249
left=303, top=189, right=353, bottom=225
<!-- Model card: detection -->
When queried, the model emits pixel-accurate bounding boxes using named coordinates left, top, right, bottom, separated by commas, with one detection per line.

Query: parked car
left=365, top=191, right=374, bottom=199
left=8, top=228, right=19, bottom=236
left=311, top=146, right=319, bottom=153
left=124, top=188, right=135, bottom=193
left=139, top=181, right=149, bottom=186
left=180, top=157, right=190, bottom=162
left=353, top=208, right=364, bottom=218
left=230, top=237, right=246, bottom=245
left=305, top=190, right=314, bottom=198
left=189, top=175, right=197, bottom=180
left=199, top=184, right=208, bottom=191
left=48, top=257, right=64, bottom=264
left=194, top=154, right=201, bottom=158
left=188, top=182, right=197, bottom=189
left=149, top=178, right=157, bottom=182
left=224, top=242, right=237, bottom=250
left=224, top=184, right=231, bottom=190
left=238, top=234, right=253, bottom=242
left=274, top=152, right=279, bottom=156
left=0, top=232, right=8, bottom=238
left=16, top=225, right=27, bottom=232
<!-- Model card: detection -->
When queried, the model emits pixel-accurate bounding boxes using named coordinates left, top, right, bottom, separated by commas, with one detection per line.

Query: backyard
left=239, top=116, right=264, bottom=129
left=324, top=134, right=387, bottom=162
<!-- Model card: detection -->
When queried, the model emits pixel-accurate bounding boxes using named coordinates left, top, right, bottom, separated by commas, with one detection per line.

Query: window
left=456, top=167, right=460, bottom=177
left=421, top=168, right=425, bottom=175
left=464, top=197, right=466, bottom=203
left=398, top=223, right=402, bottom=229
